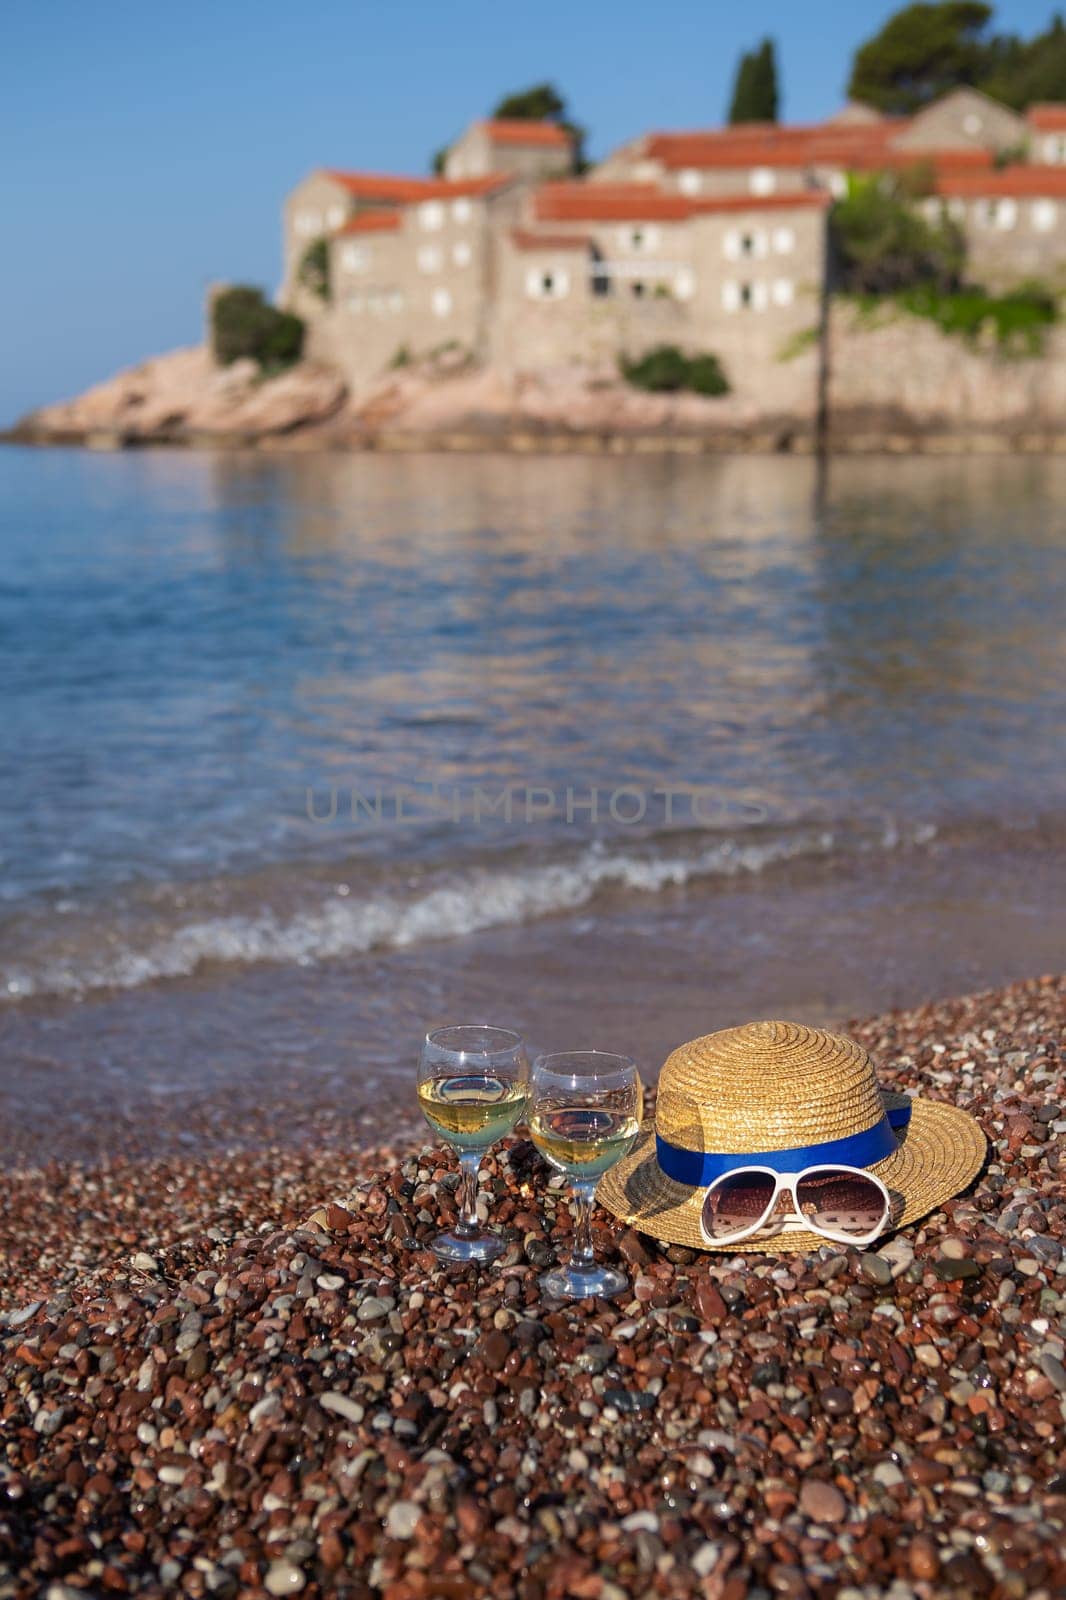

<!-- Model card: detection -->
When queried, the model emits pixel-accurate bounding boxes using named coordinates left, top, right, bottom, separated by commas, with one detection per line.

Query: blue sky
left=1, top=0, right=1058, bottom=423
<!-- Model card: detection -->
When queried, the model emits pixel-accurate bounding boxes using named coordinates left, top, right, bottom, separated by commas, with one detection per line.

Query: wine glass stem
left=568, top=1180, right=597, bottom=1272
left=457, top=1151, right=482, bottom=1237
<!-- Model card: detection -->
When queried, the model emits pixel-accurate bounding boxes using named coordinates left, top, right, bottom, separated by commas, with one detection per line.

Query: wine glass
left=528, top=1051, right=642, bottom=1300
left=417, top=1024, right=529, bottom=1263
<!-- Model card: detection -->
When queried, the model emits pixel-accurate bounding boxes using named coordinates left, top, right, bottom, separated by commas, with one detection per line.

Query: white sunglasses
left=700, top=1162, right=891, bottom=1247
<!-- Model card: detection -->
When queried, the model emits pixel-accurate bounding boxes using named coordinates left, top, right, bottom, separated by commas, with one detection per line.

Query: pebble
left=859, top=1253, right=892, bottom=1286
left=5, top=1300, right=42, bottom=1328
left=799, top=1479, right=847, bottom=1524
left=909, top=1535, right=940, bottom=1581
left=264, top=1561, right=305, bottom=1595
left=0, top=974, right=1064, bottom=1600
left=355, top=1295, right=392, bottom=1321
left=319, top=1391, right=366, bottom=1425
left=1040, top=1352, right=1066, bottom=1394
left=385, top=1500, right=421, bottom=1540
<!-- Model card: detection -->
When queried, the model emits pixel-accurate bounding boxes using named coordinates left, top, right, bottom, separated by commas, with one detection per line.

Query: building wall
left=315, top=195, right=495, bottom=388
left=892, top=89, right=1025, bottom=154
left=662, top=165, right=815, bottom=199
left=929, top=194, right=1066, bottom=290
left=684, top=207, right=826, bottom=409
left=489, top=238, right=690, bottom=371
left=488, top=204, right=825, bottom=415
left=445, top=125, right=572, bottom=182
left=282, top=173, right=353, bottom=304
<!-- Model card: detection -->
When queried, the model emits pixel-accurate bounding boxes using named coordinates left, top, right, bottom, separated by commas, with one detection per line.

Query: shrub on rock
left=211, top=287, right=305, bottom=371
left=621, top=345, right=730, bottom=396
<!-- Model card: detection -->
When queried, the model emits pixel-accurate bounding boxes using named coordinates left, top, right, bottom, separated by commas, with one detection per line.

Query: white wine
left=529, top=1106, right=640, bottom=1179
left=418, top=1073, right=526, bottom=1150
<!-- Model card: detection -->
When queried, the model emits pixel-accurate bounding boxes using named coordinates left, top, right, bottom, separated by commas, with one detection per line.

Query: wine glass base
left=430, top=1228, right=506, bottom=1264
left=539, top=1263, right=629, bottom=1301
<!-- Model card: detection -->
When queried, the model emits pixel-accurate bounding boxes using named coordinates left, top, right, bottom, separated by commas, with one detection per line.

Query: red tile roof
left=1027, top=104, right=1066, bottom=131
left=535, top=184, right=695, bottom=222
left=646, top=122, right=900, bottom=170
left=337, top=211, right=402, bottom=235
left=511, top=227, right=594, bottom=251
left=481, top=118, right=574, bottom=148
left=533, top=182, right=829, bottom=223
left=325, top=170, right=511, bottom=202
left=880, top=147, right=993, bottom=173
left=936, top=165, right=1066, bottom=198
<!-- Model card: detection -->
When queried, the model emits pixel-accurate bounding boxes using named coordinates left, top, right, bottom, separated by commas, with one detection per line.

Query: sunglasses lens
left=795, top=1169, right=887, bottom=1239
left=703, top=1171, right=777, bottom=1240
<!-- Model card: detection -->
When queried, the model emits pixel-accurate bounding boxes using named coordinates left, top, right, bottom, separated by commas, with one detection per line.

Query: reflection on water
left=0, top=447, right=1064, bottom=997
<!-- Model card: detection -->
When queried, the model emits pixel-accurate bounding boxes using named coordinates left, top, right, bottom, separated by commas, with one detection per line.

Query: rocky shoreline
left=0, top=974, right=1063, bottom=1597
left=8, top=303, right=1066, bottom=457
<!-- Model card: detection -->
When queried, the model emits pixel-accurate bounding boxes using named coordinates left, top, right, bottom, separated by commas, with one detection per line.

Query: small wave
left=2, top=822, right=934, bottom=1001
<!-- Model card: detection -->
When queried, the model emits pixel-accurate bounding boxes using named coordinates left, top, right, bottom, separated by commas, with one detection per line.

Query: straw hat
left=598, top=1020, right=986, bottom=1253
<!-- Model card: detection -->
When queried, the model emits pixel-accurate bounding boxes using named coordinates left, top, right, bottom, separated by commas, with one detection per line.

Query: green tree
left=848, top=2, right=994, bottom=113
left=493, top=83, right=567, bottom=121
left=297, top=237, right=331, bottom=303
left=729, top=38, right=780, bottom=123
left=211, top=287, right=304, bottom=370
left=831, top=174, right=966, bottom=292
left=981, top=12, right=1066, bottom=107
left=491, top=81, right=585, bottom=170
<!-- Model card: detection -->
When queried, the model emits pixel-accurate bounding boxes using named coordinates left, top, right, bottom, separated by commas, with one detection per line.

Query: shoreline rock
left=10, top=328, right=1066, bottom=457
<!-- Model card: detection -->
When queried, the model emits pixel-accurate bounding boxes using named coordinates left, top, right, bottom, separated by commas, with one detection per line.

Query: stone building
left=280, top=94, right=1066, bottom=399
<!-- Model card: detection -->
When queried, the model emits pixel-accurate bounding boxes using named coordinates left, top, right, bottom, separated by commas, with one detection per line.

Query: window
left=453, top=241, right=472, bottom=267
left=525, top=267, right=570, bottom=300
left=1032, top=199, right=1058, bottom=232
left=750, top=167, right=776, bottom=196
left=431, top=287, right=453, bottom=317
left=733, top=230, right=768, bottom=259
left=721, top=281, right=741, bottom=312
left=751, top=281, right=769, bottom=311
left=828, top=171, right=848, bottom=200
left=678, top=169, right=701, bottom=196
left=724, top=230, right=741, bottom=261
left=417, top=245, right=442, bottom=273
left=1044, top=135, right=1066, bottom=163
left=326, top=205, right=345, bottom=230
left=590, top=248, right=610, bottom=298
left=975, top=198, right=1017, bottom=230
left=772, top=227, right=795, bottom=254
left=452, top=198, right=472, bottom=223
left=740, top=283, right=753, bottom=308
left=947, top=198, right=966, bottom=222
left=419, top=200, right=445, bottom=231
left=772, top=278, right=794, bottom=306
left=962, top=112, right=983, bottom=135
left=674, top=268, right=695, bottom=300
left=632, top=281, right=645, bottom=298
left=340, top=244, right=368, bottom=273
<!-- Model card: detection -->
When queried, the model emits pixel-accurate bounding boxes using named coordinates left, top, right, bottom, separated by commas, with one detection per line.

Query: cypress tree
left=729, top=38, right=780, bottom=123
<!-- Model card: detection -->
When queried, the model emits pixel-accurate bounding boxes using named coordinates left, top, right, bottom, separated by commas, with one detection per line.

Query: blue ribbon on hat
left=655, top=1101, right=911, bottom=1187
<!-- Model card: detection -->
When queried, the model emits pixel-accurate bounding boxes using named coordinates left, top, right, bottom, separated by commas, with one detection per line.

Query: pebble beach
left=1, top=973, right=1063, bottom=1599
